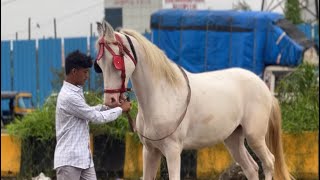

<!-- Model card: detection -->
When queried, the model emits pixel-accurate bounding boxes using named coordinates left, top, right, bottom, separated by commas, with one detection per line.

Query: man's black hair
left=65, top=50, right=93, bottom=75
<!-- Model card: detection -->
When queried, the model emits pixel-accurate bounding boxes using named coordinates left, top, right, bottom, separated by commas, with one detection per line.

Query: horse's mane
left=120, top=29, right=181, bottom=87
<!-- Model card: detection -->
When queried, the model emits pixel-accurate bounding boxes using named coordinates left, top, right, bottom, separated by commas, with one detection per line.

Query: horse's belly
left=182, top=118, right=238, bottom=149
left=182, top=90, right=242, bottom=149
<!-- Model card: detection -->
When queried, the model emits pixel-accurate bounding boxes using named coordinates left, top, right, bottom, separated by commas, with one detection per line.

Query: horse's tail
left=265, top=96, right=293, bottom=180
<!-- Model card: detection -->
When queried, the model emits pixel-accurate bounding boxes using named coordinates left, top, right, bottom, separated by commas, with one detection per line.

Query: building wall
left=104, top=0, right=162, bottom=33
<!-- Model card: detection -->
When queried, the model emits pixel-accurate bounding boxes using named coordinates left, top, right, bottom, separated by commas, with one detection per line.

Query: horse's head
left=95, top=20, right=137, bottom=107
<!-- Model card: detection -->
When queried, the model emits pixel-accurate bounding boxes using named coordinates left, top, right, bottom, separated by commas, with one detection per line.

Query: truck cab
left=1, top=91, right=35, bottom=126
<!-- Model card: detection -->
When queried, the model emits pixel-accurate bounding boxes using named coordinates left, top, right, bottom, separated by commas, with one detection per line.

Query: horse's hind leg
left=224, top=126, right=259, bottom=180
left=245, top=137, right=275, bottom=180
left=142, top=145, right=162, bottom=180
left=243, top=113, right=275, bottom=180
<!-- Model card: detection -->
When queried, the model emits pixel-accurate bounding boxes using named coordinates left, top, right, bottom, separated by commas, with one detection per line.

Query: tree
left=285, top=0, right=303, bottom=24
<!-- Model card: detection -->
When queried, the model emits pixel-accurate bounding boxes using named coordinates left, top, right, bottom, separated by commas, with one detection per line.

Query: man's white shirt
left=54, top=81, right=122, bottom=169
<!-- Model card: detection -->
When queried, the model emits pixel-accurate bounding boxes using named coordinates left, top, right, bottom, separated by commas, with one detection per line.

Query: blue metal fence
left=296, top=23, right=319, bottom=48
left=1, top=41, right=11, bottom=110
left=64, top=37, right=88, bottom=55
left=64, top=37, right=89, bottom=90
left=89, top=37, right=102, bottom=91
left=297, top=23, right=312, bottom=40
left=12, top=40, right=37, bottom=105
left=314, top=24, right=319, bottom=47
left=1, top=41, right=11, bottom=91
left=38, top=39, right=62, bottom=106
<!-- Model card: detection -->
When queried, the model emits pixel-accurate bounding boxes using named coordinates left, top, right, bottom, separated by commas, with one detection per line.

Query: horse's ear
left=97, top=22, right=104, bottom=37
left=102, top=20, right=115, bottom=40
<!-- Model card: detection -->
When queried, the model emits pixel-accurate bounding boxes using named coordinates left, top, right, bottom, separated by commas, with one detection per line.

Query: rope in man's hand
left=122, top=95, right=136, bottom=132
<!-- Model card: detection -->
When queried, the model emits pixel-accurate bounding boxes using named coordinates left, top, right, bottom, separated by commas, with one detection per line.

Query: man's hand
left=120, top=101, right=131, bottom=112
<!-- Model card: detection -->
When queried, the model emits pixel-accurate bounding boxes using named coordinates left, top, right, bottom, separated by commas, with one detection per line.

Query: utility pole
left=28, top=17, right=31, bottom=40
left=54, top=18, right=57, bottom=38
left=316, top=0, right=319, bottom=19
left=261, top=0, right=265, bottom=11
left=15, top=32, right=18, bottom=40
left=90, top=23, right=93, bottom=37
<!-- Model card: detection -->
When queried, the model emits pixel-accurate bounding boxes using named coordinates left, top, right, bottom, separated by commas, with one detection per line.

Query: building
left=102, top=0, right=246, bottom=33
left=103, top=0, right=162, bottom=33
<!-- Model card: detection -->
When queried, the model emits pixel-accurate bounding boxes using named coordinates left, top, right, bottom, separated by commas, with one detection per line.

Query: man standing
left=54, top=50, right=131, bottom=180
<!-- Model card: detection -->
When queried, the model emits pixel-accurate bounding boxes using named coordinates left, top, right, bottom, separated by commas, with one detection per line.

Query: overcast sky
left=1, top=0, right=104, bottom=40
left=1, top=0, right=283, bottom=41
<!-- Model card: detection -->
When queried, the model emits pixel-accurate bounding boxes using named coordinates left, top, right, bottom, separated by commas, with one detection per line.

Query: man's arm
left=64, top=94, right=122, bottom=123
left=92, top=104, right=108, bottom=111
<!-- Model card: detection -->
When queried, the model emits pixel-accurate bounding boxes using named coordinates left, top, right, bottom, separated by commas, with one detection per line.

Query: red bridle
left=96, top=34, right=137, bottom=94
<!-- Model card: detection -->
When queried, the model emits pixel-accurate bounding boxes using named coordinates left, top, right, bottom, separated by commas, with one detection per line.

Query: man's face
left=73, top=68, right=90, bottom=86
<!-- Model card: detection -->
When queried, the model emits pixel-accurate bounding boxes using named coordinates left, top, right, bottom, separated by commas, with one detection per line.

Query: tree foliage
left=285, top=0, right=303, bottom=24
left=276, top=63, right=319, bottom=132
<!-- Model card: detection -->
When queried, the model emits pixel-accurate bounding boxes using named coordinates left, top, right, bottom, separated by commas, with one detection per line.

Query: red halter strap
left=96, top=34, right=137, bottom=94
left=96, top=38, right=106, bottom=61
left=115, top=34, right=137, bottom=65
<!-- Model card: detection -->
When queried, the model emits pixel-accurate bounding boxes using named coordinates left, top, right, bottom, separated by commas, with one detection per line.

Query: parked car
left=1, top=91, right=35, bottom=126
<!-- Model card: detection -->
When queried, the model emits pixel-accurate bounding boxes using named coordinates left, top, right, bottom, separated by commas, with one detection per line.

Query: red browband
left=96, top=33, right=137, bottom=94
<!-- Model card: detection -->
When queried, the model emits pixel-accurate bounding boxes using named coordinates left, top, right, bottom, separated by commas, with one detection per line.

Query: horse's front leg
left=142, top=145, right=161, bottom=180
left=164, top=144, right=182, bottom=180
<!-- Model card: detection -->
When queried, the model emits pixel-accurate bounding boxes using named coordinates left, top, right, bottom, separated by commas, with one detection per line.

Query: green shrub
left=276, top=63, right=319, bottom=132
left=6, top=91, right=139, bottom=178
left=6, top=104, right=55, bottom=141
left=89, top=99, right=139, bottom=141
left=6, top=91, right=138, bottom=141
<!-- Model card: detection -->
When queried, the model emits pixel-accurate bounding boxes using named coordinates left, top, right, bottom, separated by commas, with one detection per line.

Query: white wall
left=104, top=0, right=162, bottom=33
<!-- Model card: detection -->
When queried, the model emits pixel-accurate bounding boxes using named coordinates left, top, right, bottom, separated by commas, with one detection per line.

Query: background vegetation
left=285, top=0, right=303, bottom=24
left=276, top=63, right=319, bottom=132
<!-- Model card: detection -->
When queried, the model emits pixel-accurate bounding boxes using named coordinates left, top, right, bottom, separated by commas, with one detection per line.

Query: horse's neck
left=131, top=63, right=168, bottom=109
left=130, top=61, right=187, bottom=115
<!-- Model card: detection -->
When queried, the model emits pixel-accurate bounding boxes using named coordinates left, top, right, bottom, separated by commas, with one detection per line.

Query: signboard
left=112, top=0, right=151, bottom=6
left=164, top=0, right=205, bottom=9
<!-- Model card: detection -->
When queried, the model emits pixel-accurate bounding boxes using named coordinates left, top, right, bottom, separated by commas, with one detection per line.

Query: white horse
left=94, top=20, right=292, bottom=180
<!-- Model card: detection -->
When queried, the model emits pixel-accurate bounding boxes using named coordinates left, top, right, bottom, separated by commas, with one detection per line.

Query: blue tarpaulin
left=151, top=9, right=312, bottom=77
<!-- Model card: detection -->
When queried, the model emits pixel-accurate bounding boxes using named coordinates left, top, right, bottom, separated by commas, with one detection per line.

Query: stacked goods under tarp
left=151, top=9, right=315, bottom=77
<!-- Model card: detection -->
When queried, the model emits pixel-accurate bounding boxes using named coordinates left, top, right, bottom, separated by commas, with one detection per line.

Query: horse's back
left=193, top=67, right=273, bottom=107
left=182, top=68, right=273, bottom=149
left=199, top=68, right=260, bottom=81
left=190, top=67, right=270, bottom=95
